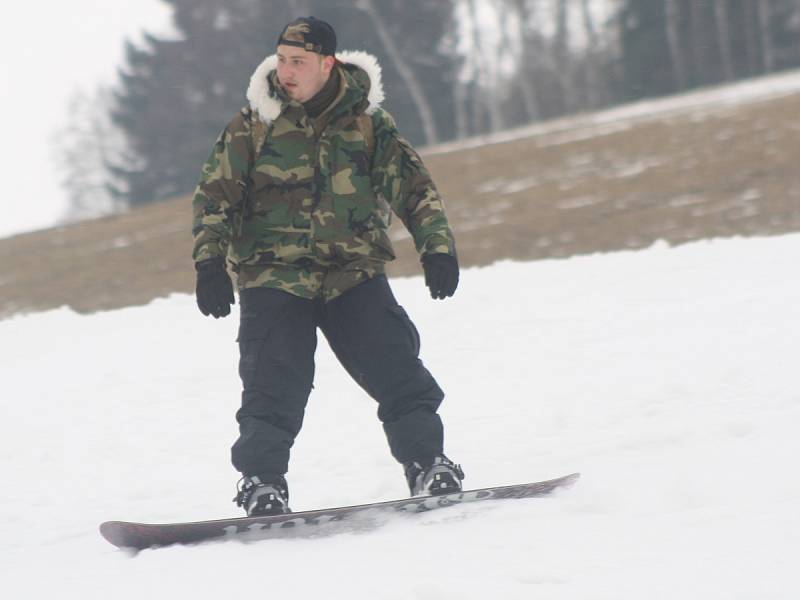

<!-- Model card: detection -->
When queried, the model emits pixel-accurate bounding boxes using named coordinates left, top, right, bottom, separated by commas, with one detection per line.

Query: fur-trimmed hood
left=246, top=50, right=385, bottom=124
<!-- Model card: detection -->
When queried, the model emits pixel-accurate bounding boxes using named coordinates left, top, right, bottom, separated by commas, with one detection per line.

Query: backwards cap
left=277, top=17, right=337, bottom=56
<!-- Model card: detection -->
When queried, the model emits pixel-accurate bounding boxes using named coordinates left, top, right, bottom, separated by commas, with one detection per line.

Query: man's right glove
left=422, top=253, right=459, bottom=300
left=195, top=257, right=235, bottom=318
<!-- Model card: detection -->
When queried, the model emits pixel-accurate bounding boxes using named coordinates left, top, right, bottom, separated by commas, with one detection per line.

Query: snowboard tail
left=100, top=472, right=579, bottom=551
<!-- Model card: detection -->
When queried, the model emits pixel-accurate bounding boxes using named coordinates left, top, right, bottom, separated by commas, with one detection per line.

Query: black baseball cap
left=277, top=17, right=337, bottom=56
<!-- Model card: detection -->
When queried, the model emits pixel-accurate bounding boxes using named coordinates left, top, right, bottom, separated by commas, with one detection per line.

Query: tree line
left=58, top=0, right=800, bottom=216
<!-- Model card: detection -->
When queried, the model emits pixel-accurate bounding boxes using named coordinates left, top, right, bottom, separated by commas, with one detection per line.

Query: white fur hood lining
left=246, top=50, right=384, bottom=124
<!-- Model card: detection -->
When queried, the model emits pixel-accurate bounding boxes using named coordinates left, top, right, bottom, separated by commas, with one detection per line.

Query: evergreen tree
left=111, top=0, right=295, bottom=206
left=110, top=0, right=457, bottom=207
left=99, top=0, right=800, bottom=212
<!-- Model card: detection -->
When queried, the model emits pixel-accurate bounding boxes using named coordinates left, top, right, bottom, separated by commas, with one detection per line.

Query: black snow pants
left=231, top=275, right=445, bottom=477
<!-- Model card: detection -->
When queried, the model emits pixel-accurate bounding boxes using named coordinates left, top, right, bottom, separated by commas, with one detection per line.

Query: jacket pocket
left=364, top=226, right=396, bottom=261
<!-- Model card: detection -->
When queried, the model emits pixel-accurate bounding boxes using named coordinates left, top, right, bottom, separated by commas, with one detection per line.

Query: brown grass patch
left=2, top=91, right=798, bottom=320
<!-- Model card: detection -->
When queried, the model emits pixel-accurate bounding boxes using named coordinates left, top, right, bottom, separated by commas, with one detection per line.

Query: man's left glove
left=195, top=257, right=235, bottom=318
left=422, top=253, right=459, bottom=300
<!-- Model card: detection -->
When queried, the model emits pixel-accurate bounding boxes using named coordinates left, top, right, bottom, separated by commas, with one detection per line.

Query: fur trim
left=246, top=54, right=281, bottom=124
left=336, top=50, right=385, bottom=115
left=246, top=50, right=385, bottom=124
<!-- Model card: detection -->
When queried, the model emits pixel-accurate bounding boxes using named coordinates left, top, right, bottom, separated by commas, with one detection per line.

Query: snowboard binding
left=405, top=455, right=465, bottom=497
left=233, top=474, right=291, bottom=516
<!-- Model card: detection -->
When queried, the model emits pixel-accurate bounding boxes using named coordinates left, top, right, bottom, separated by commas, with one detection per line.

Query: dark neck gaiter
left=303, top=67, right=341, bottom=118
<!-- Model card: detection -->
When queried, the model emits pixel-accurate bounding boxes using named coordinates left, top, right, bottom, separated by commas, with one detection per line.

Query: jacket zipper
left=311, top=129, right=324, bottom=249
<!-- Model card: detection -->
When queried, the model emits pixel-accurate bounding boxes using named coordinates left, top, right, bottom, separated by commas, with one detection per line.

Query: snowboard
left=100, top=472, right=579, bottom=551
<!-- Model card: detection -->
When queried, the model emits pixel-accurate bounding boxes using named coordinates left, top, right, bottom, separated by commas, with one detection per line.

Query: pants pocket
left=387, top=305, right=421, bottom=357
left=238, top=338, right=267, bottom=387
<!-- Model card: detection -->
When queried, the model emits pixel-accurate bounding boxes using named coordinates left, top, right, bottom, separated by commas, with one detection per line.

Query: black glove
left=422, top=253, right=459, bottom=300
left=195, top=257, right=235, bottom=318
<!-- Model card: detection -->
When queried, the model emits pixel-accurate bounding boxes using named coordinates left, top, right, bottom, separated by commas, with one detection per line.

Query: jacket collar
left=246, top=50, right=385, bottom=124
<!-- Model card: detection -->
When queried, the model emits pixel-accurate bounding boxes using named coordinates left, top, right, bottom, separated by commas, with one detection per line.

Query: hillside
left=2, top=70, right=800, bottom=320
left=3, top=233, right=799, bottom=598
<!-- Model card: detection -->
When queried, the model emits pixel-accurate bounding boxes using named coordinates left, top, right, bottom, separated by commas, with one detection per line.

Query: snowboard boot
left=233, top=474, right=291, bottom=516
left=404, top=455, right=465, bottom=497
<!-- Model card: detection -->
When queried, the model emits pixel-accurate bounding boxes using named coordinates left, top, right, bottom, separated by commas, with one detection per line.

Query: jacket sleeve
left=191, top=108, right=254, bottom=263
left=369, top=109, right=456, bottom=258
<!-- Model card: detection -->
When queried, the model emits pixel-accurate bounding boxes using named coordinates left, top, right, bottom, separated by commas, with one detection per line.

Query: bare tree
left=757, top=0, right=775, bottom=72
left=580, top=0, right=601, bottom=108
left=689, top=0, right=709, bottom=82
left=552, top=0, right=577, bottom=111
left=515, top=72, right=541, bottom=122
left=53, top=88, right=128, bottom=220
left=453, top=78, right=470, bottom=139
left=449, top=0, right=519, bottom=135
left=354, top=0, right=440, bottom=144
left=439, top=8, right=471, bottom=139
left=664, top=0, right=688, bottom=89
left=465, top=0, right=507, bottom=133
left=463, top=0, right=487, bottom=135
left=713, top=0, right=735, bottom=81
left=510, top=0, right=541, bottom=121
left=742, top=0, right=760, bottom=74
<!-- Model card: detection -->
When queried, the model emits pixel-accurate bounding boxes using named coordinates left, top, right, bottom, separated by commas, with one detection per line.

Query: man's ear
left=322, top=55, right=336, bottom=75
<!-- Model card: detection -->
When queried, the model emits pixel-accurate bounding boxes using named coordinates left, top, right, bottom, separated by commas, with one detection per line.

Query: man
left=191, top=17, right=463, bottom=517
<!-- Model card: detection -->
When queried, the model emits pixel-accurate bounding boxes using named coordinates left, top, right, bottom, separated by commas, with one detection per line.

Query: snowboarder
left=191, top=17, right=463, bottom=517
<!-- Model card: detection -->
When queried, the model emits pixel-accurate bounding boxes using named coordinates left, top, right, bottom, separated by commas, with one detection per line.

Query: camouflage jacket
left=192, top=50, right=456, bottom=301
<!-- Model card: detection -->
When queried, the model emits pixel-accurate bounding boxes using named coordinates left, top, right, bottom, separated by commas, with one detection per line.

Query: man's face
left=276, top=45, right=334, bottom=103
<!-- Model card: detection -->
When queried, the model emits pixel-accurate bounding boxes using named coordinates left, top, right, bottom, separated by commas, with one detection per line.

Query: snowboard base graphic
left=100, top=472, right=580, bottom=551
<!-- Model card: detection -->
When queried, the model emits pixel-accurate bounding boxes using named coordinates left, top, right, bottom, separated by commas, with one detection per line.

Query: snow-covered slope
left=2, top=234, right=799, bottom=599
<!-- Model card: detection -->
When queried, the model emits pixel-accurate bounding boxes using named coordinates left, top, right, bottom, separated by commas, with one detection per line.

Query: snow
left=2, top=233, right=799, bottom=598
